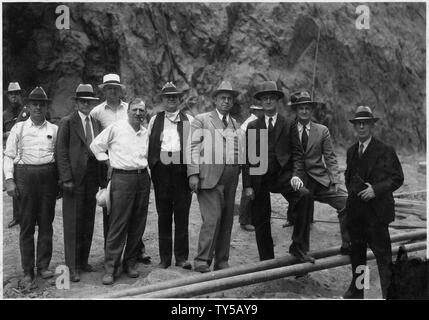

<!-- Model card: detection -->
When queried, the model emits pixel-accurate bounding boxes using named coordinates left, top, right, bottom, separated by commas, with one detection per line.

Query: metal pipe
left=101, top=230, right=426, bottom=299
left=136, top=242, right=426, bottom=298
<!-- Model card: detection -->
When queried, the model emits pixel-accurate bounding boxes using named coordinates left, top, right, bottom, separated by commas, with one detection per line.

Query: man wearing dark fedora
left=242, top=81, right=315, bottom=263
left=343, top=106, right=403, bottom=299
left=56, top=84, right=107, bottom=282
left=4, top=86, right=59, bottom=285
left=288, top=90, right=351, bottom=255
left=188, top=80, right=244, bottom=273
left=3, top=82, right=30, bottom=229
left=147, top=82, right=193, bottom=269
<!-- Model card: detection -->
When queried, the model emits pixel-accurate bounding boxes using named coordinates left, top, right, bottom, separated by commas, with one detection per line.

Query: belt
left=16, top=163, right=55, bottom=168
left=113, top=168, right=147, bottom=174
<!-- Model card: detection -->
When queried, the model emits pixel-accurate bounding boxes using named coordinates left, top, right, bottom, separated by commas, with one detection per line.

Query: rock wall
left=3, top=2, right=426, bottom=150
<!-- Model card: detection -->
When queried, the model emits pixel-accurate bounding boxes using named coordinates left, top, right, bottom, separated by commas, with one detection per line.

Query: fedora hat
left=96, top=182, right=111, bottom=214
left=249, top=104, right=263, bottom=110
left=160, top=82, right=184, bottom=96
left=254, top=81, right=284, bottom=100
left=6, top=82, right=23, bottom=94
left=288, top=90, right=320, bottom=108
left=349, top=106, right=379, bottom=123
left=212, top=80, right=239, bottom=98
left=26, top=86, right=51, bottom=102
left=98, top=73, right=125, bottom=90
left=72, top=84, right=100, bottom=101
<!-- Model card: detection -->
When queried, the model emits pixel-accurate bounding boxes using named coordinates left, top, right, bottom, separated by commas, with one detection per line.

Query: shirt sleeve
left=90, top=124, right=112, bottom=162
left=3, top=123, right=20, bottom=180
left=147, top=115, right=156, bottom=136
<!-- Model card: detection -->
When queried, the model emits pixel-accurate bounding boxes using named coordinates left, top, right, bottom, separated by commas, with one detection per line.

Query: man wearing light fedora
left=188, top=80, right=244, bottom=273
left=3, top=82, right=30, bottom=229
left=288, top=90, right=351, bottom=255
left=147, top=82, right=193, bottom=269
left=56, top=84, right=107, bottom=282
left=4, top=87, right=59, bottom=285
left=238, top=105, right=265, bottom=232
left=242, top=81, right=315, bottom=263
left=343, top=106, right=403, bottom=299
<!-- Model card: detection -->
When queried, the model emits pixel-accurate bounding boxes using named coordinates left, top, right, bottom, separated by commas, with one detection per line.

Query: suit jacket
left=187, top=110, right=244, bottom=189
left=295, top=121, right=341, bottom=187
left=345, top=137, right=404, bottom=224
left=56, top=111, right=106, bottom=188
left=242, top=114, right=305, bottom=193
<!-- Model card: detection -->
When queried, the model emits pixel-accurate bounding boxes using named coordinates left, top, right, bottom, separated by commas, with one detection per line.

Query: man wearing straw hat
left=147, top=82, right=193, bottom=270
left=4, top=86, right=59, bottom=285
left=288, top=90, right=351, bottom=255
left=238, top=105, right=264, bottom=232
left=3, top=82, right=30, bottom=229
left=242, top=81, right=314, bottom=263
left=90, top=97, right=151, bottom=285
left=343, top=106, right=404, bottom=299
left=188, top=80, right=244, bottom=273
left=56, top=84, right=107, bottom=282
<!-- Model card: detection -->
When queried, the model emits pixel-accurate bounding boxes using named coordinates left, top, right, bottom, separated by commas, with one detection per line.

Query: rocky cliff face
left=3, top=2, right=425, bottom=150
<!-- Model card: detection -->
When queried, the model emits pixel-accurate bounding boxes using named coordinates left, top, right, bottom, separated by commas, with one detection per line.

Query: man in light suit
left=188, top=81, right=244, bottom=273
left=288, top=90, right=350, bottom=254
left=56, top=84, right=107, bottom=282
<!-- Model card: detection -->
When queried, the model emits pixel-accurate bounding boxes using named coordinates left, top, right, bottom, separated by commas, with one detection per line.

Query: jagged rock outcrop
left=3, top=2, right=425, bottom=150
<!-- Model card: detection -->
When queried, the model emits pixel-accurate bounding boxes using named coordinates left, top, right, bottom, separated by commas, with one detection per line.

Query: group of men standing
left=3, top=74, right=404, bottom=299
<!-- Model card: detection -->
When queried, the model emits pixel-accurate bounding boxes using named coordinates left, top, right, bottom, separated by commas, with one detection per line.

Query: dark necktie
left=222, top=115, right=228, bottom=128
left=358, top=143, right=364, bottom=158
left=268, top=117, right=274, bottom=133
left=301, top=126, right=308, bottom=151
left=85, top=116, right=93, bottom=145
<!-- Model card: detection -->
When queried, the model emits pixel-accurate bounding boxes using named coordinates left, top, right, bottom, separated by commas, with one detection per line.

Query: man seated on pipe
left=343, top=106, right=404, bottom=299
left=288, top=90, right=351, bottom=255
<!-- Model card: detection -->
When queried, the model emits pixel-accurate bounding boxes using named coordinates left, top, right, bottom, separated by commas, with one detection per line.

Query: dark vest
left=148, top=111, right=189, bottom=170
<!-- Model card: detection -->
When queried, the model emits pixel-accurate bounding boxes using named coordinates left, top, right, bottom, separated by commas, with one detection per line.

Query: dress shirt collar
left=29, top=118, right=47, bottom=128
left=359, top=136, right=372, bottom=153
left=105, top=100, right=127, bottom=111
left=297, top=121, right=311, bottom=132
left=265, top=113, right=278, bottom=127
left=78, top=111, right=91, bottom=122
left=165, top=109, right=180, bottom=123
left=216, top=108, right=230, bottom=124
left=125, top=119, right=147, bottom=136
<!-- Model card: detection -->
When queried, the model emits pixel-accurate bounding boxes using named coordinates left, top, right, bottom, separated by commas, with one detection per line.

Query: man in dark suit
left=343, top=106, right=404, bottom=299
left=56, top=84, right=107, bottom=282
left=242, top=81, right=314, bottom=263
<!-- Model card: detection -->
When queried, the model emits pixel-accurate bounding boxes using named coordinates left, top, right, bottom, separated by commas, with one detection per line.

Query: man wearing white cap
left=56, top=84, right=107, bottom=282
left=238, top=105, right=264, bottom=232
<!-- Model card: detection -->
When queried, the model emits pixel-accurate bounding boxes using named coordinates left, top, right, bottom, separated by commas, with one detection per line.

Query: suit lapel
left=305, top=122, right=317, bottom=152
left=363, top=137, right=380, bottom=175
left=274, top=114, right=286, bottom=143
left=71, top=111, right=87, bottom=145
left=91, top=116, right=101, bottom=137
left=209, top=110, right=224, bottom=130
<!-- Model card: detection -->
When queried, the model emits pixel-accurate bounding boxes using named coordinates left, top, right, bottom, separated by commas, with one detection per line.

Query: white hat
left=98, top=74, right=125, bottom=90
left=249, top=105, right=263, bottom=110
left=96, top=182, right=111, bottom=214
left=7, top=82, right=23, bottom=93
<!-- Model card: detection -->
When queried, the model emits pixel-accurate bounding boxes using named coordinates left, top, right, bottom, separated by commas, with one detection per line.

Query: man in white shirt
left=147, top=82, right=193, bottom=270
left=4, top=87, right=59, bottom=285
left=90, top=98, right=151, bottom=285
left=238, top=105, right=264, bottom=232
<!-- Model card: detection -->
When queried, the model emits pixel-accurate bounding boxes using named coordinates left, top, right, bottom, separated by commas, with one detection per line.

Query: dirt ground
left=2, top=150, right=427, bottom=299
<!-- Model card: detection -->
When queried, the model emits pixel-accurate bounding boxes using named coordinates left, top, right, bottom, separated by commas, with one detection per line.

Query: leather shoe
left=8, top=218, right=19, bottom=228
left=80, top=264, right=95, bottom=272
left=240, top=224, right=255, bottom=232
left=194, top=264, right=211, bottom=273
left=37, top=269, right=54, bottom=279
left=137, top=253, right=151, bottom=264
left=102, top=274, right=114, bottom=285
left=70, top=271, right=80, bottom=282
left=158, top=261, right=171, bottom=269
left=343, top=283, right=364, bottom=299
left=124, top=265, right=139, bottom=278
left=21, top=273, right=34, bottom=287
left=289, top=244, right=315, bottom=263
left=176, top=260, right=192, bottom=270
left=213, top=262, right=230, bottom=271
